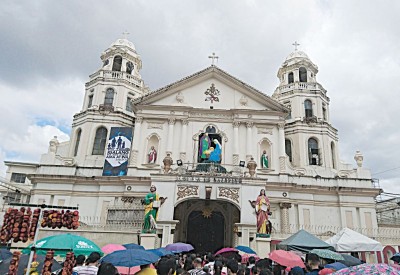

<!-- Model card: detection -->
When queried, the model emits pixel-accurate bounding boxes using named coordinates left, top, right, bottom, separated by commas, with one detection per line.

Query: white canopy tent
left=326, top=228, right=383, bottom=252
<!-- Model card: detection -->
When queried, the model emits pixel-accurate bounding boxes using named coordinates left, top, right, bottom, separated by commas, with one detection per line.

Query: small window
left=308, top=138, right=319, bottom=165
left=322, top=107, right=327, bottom=120
left=126, top=97, right=133, bottom=112
left=304, top=100, right=313, bottom=118
left=87, top=94, right=93, bottom=108
left=285, top=139, right=292, bottom=162
left=92, top=127, right=108, bottom=155
left=74, top=129, right=82, bottom=157
left=112, top=56, right=122, bottom=71
left=331, top=142, right=336, bottom=169
left=299, top=67, right=307, bottom=82
left=11, top=173, right=26, bottom=183
left=104, top=88, right=115, bottom=106
left=126, top=62, right=134, bottom=74
left=288, top=72, right=294, bottom=84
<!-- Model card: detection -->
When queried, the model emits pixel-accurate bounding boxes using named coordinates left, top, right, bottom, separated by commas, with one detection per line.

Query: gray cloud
left=1, top=0, right=399, bottom=195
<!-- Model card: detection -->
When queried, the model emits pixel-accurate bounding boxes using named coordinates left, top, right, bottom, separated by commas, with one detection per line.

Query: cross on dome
left=122, top=31, right=130, bottom=39
left=208, top=52, right=219, bottom=65
left=292, top=41, right=300, bottom=51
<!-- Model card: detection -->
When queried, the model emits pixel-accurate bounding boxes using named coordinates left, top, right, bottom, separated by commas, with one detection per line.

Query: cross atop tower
left=292, top=41, right=300, bottom=51
left=122, top=31, right=130, bottom=39
left=208, top=52, right=219, bottom=65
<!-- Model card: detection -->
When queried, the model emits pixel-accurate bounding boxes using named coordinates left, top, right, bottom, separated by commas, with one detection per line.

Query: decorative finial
left=292, top=41, right=300, bottom=51
left=122, top=31, right=130, bottom=39
left=208, top=52, right=219, bottom=65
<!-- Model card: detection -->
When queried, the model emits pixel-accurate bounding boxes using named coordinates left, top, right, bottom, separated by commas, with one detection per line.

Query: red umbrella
left=268, top=250, right=305, bottom=269
left=215, top=247, right=238, bottom=255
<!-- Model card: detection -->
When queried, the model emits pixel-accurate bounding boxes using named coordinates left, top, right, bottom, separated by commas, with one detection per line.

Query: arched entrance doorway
left=173, top=199, right=240, bottom=253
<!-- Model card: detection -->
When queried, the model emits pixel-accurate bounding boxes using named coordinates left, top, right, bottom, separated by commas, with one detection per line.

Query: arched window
left=288, top=72, right=294, bottom=84
left=285, top=139, right=292, bottom=162
left=73, top=129, right=81, bottom=157
left=331, top=142, right=336, bottom=169
left=92, top=127, right=108, bottom=155
left=126, top=61, right=134, bottom=74
left=308, top=138, right=320, bottom=165
left=304, top=99, right=313, bottom=118
left=104, top=88, right=115, bottom=106
left=299, top=67, right=307, bottom=82
left=112, top=56, right=122, bottom=71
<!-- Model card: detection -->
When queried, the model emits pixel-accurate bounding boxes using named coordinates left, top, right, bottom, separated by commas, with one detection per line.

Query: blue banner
left=102, top=127, right=133, bottom=176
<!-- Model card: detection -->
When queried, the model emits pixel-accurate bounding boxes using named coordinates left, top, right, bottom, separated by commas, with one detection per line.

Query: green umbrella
left=22, top=233, right=103, bottom=257
left=310, top=248, right=344, bottom=261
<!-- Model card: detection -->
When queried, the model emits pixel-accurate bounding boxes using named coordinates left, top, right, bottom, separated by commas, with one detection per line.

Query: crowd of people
left=68, top=249, right=400, bottom=275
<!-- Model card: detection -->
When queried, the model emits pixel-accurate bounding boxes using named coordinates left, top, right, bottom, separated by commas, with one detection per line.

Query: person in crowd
left=189, top=258, right=206, bottom=275
left=135, top=264, right=157, bottom=275
left=78, top=252, right=101, bottom=275
left=214, top=261, right=224, bottom=275
left=73, top=255, right=86, bottom=274
left=247, top=257, right=256, bottom=270
left=157, top=258, right=177, bottom=275
left=305, top=254, right=321, bottom=275
left=97, top=263, right=119, bottom=275
left=289, top=266, right=305, bottom=275
left=226, top=259, right=238, bottom=275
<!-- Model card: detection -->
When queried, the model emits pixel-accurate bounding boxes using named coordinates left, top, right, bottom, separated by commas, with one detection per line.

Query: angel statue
left=249, top=189, right=272, bottom=236
left=141, top=185, right=167, bottom=233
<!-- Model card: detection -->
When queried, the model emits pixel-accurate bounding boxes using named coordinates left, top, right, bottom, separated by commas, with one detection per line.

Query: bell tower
left=272, top=45, right=339, bottom=170
left=68, top=34, right=147, bottom=166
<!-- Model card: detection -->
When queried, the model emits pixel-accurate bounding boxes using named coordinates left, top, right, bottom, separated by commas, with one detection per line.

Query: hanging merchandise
left=41, top=210, right=79, bottom=230
left=61, top=252, right=75, bottom=275
left=41, top=251, right=54, bottom=275
left=8, top=251, right=21, bottom=275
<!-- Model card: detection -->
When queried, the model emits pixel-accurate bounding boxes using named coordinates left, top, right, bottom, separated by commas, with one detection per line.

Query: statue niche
left=196, top=126, right=225, bottom=173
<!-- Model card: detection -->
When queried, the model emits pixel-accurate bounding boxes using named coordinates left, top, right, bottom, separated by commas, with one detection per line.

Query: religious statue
left=141, top=185, right=167, bottom=233
left=163, top=154, right=173, bottom=173
left=208, top=139, right=221, bottom=162
left=261, top=150, right=269, bottom=168
left=249, top=189, right=272, bottom=236
left=247, top=157, right=257, bottom=177
left=199, top=133, right=211, bottom=161
left=148, top=146, right=157, bottom=164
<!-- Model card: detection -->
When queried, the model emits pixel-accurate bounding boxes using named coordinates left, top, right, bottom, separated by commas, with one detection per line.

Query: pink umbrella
left=215, top=247, right=239, bottom=256
left=117, top=264, right=155, bottom=275
left=241, top=254, right=260, bottom=264
left=268, top=250, right=305, bottom=269
left=102, top=244, right=127, bottom=254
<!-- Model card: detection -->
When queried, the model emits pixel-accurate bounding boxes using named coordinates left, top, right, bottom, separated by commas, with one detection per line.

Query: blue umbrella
left=123, top=243, right=145, bottom=250
left=325, top=262, right=347, bottom=271
left=0, top=249, right=12, bottom=261
left=147, top=248, right=173, bottom=257
left=235, top=245, right=256, bottom=255
left=101, top=249, right=160, bottom=267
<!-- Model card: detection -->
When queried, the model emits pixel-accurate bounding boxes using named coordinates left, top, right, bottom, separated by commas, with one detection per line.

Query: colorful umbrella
left=0, top=254, right=62, bottom=275
left=101, top=249, right=160, bottom=267
left=22, top=233, right=102, bottom=256
left=338, top=254, right=362, bottom=267
left=325, top=262, right=348, bottom=271
left=146, top=248, right=173, bottom=257
left=123, top=243, right=145, bottom=250
left=268, top=250, right=305, bottom=269
left=235, top=245, right=256, bottom=255
left=102, top=244, right=126, bottom=254
left=165, top=242, right=194, bottom=253
left=332, top=263, right=399, bottom=274
left=215, top=247, right=238, bottom=255
left=116, top=264, right=155, bottom=275
left=310, top=249, right=344, bottom=261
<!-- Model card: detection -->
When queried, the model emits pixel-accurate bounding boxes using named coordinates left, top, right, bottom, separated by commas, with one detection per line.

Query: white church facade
left=4, top=37, right=398, bottom=261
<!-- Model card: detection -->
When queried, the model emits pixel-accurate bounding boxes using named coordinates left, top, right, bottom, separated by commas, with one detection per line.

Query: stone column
left=166, top=118, right=175, bottom=155
left=279, top=202, right=292, bottom=234
left=246, top=121, right=253, bottom=161
left=130, top=117, right=143, bottom=166
left=278, top=123, right=286, bottom=172
left=232, top=121, right=240, bottom=165
left=180, top=119, right=188, bottom=161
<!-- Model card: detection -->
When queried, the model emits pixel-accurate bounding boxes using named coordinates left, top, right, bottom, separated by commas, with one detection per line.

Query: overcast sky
left=1, top=1, right=399, bottom=197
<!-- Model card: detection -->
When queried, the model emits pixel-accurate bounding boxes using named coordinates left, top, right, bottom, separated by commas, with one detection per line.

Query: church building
left=4, top=37, right=386, bottom=257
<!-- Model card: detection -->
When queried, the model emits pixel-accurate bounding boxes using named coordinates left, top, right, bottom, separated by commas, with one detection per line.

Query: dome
left=109, top=38, right=136, bottom=51
left=285, top=50, right=310, bottom=61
